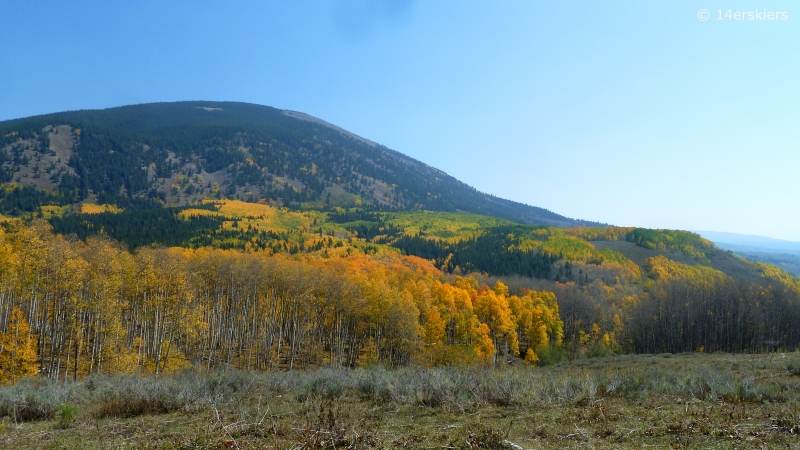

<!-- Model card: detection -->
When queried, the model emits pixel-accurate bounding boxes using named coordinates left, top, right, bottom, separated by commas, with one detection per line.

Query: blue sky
left=1, top=1, right=799, bottom=240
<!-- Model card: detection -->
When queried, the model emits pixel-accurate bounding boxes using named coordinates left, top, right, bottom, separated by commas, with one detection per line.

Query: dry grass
left=0, top=352, right=799, bottom=448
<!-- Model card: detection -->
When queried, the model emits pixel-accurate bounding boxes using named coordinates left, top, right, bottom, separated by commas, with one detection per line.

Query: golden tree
left=0, top=308, right=38, bottom=384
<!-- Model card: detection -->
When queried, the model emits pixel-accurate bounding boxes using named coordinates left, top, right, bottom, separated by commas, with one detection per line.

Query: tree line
left=1, top=219, right=799, bottom=384
left=0, top=221, right=563, bottom=383
left=625, top=256, right=800, bottom=354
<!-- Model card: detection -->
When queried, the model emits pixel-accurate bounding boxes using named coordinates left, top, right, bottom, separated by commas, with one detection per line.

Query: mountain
left=0, top=101, right=597, bottom=227
left=695, top=230, right=800, bottom=276
left=694, top=230, right=800, bottom=254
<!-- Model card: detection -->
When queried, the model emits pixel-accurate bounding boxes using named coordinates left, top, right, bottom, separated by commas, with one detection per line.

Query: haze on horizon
left=1, top=1, right=798, bottom=240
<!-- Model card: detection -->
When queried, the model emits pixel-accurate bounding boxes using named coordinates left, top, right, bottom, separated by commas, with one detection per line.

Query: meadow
left=1, top=352, right=798, bottom=449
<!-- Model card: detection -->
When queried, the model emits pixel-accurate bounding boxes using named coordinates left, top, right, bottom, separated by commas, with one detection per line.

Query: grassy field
left=1, top=353, right=799, bottom=449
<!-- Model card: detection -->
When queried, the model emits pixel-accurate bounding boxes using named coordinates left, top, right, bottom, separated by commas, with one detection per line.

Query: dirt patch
left=48, top=125, right=76, bottom=164
left=357, top=175, right=397, bottom=207
left=275, top=176, right=305, bottom=191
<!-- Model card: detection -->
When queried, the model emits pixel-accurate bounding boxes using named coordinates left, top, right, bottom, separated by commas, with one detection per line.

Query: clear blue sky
left=2, top=1, right=799, bottom=240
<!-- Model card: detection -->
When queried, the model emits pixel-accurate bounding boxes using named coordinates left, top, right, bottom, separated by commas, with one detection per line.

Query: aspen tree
left=0, top=307, right=37, bottom=384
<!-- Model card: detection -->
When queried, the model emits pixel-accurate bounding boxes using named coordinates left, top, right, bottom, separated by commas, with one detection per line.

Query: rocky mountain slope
left=0, top=101, right=598, bottom=226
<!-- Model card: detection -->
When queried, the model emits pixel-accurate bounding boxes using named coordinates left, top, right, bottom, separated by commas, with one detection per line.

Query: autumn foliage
left=0, top=221, right=563, bottom=382
left=2, top=216, right=799, bottom=384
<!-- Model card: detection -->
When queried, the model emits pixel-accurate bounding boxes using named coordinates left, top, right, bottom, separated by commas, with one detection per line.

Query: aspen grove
left=0, top=220, right=563, bottom=382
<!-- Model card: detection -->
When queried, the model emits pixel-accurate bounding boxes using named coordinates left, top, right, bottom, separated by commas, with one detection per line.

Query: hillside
left=1, top=101, right=799, bottom=378
left=2, top=202, right=798, bottom=367
left=41, top=198, right=770, bottom=281
left=0, top=101, right=596, bottom=226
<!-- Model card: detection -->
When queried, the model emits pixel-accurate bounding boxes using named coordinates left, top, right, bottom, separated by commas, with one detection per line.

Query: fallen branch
left=502, top=439, right=524, bottom=450
left=211, top=403, right=241, bottom=450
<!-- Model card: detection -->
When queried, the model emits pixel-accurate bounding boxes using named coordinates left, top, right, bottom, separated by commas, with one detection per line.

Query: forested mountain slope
left=1, top=102, right=799, bottom=378
left=0, top=101, right=596, bottom=226
left=2, top=202, right=799, bottom=379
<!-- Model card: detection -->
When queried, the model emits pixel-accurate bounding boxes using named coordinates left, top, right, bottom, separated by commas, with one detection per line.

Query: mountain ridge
left=694, top=230, right=800, bottom=276
left=694, top=230, right=800, bottom=249
left=0, top=101, right=600, bottom=227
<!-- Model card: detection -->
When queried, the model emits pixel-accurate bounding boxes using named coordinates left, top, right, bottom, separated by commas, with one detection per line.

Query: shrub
left=355, top=369, right=394, bottom=403
left=90, top=375, right=192, bottom=419
left=57, top=402, right=77, bottom=429
left=605, top=370, right=649, bottom=400
left=0, top=378, right=67, bottom=422
left=410, top=369, right=457, bottom=407
left=535, top=344, right=567, bottom=366
left=479, top=372, right=521, bottom=406
left=587, top=344, right=614, bottom=359
left=298, top=371, right=348, bottom=401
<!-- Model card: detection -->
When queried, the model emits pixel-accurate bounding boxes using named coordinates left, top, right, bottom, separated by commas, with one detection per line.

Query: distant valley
left=695, top=230, right=800, bottom=276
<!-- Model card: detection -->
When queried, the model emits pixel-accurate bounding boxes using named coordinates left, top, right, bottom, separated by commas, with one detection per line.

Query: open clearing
left=1, top=352, right=799, bottom=449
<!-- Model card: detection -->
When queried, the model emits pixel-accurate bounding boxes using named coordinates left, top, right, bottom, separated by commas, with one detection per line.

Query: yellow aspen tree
left=420, top=306, right=445, bottom=365
left=0, top=228, right=16, bottom=323
left=492, top=281, right=509, bottom=297
left=591, top=323, right=602, bottom=344
left=524, top=348, right=538, bottom=364
left=422, top=307, right=445, bottom=345
left=0, top=307, right=38, bottom=384
left=468, top=318, right=495, bottom=363
left=474, top=287, right=517, bottom=364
